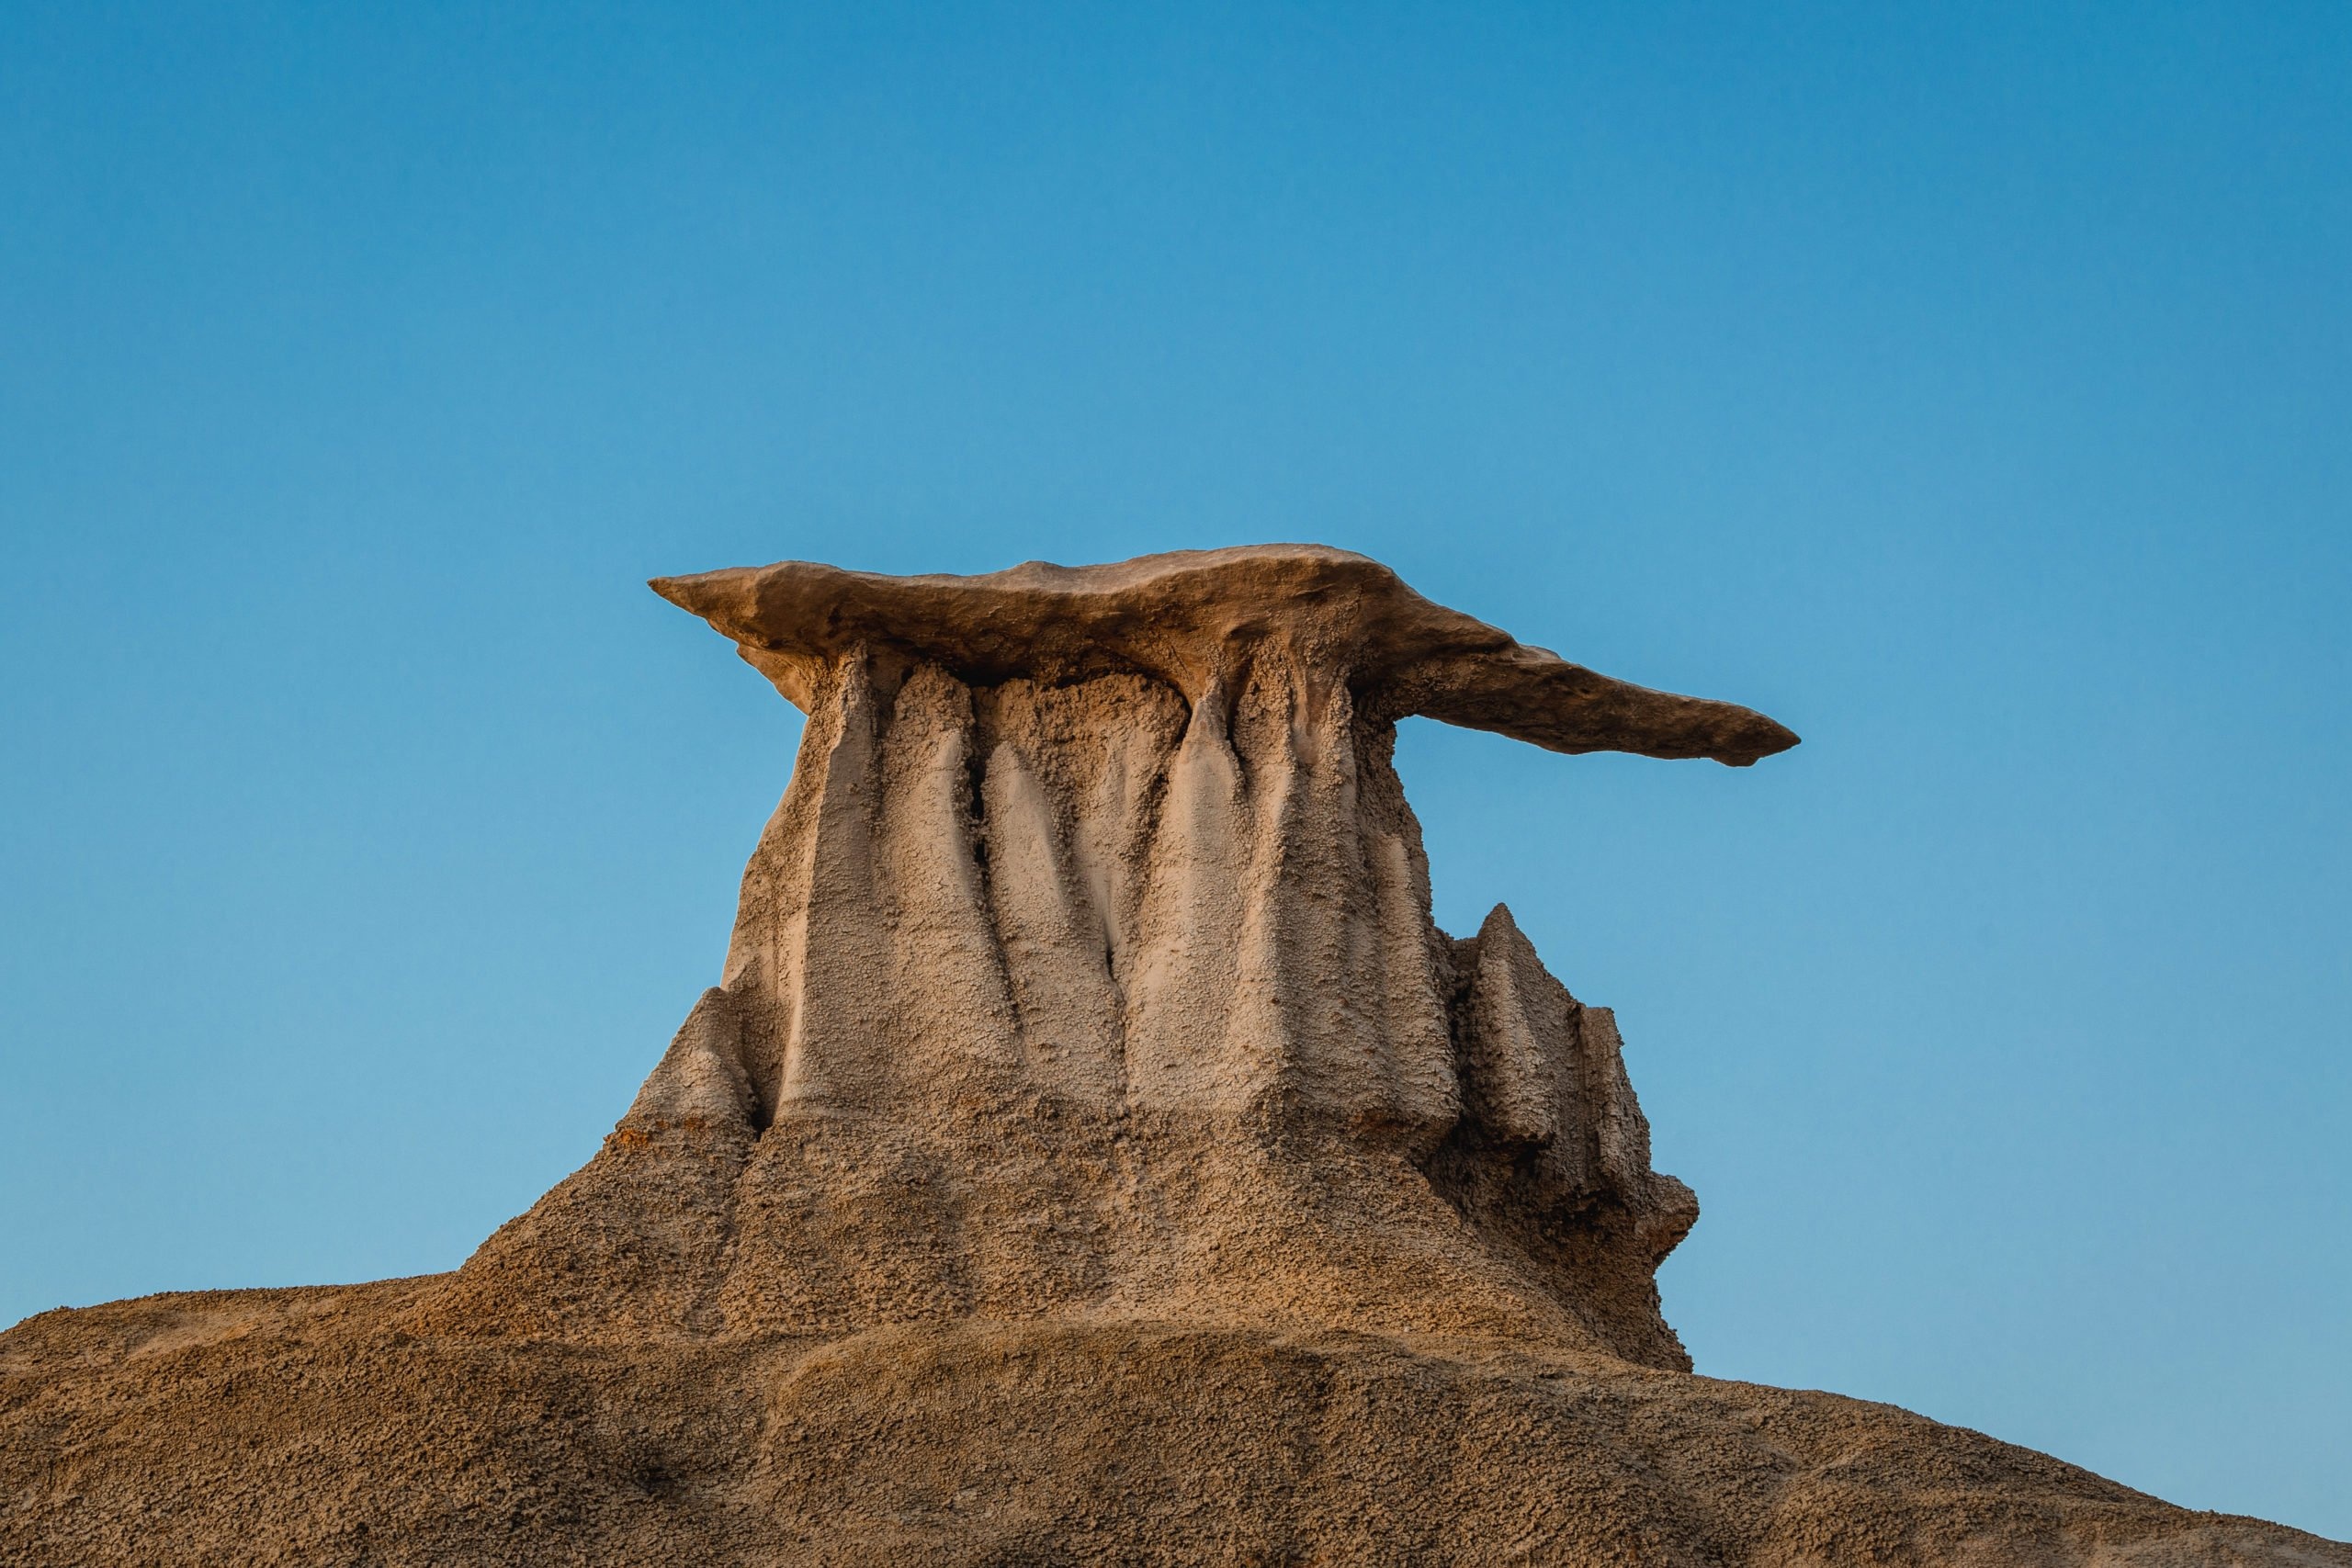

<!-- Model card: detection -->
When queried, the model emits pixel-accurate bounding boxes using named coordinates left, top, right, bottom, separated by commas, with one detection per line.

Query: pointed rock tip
left=648, top=571, right=722, bottom=614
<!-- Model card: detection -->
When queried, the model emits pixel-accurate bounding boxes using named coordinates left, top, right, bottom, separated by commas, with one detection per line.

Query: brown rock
left=649, top=543, right=1800, bottom=763
left=5, top=546, right=2339, bottom=1566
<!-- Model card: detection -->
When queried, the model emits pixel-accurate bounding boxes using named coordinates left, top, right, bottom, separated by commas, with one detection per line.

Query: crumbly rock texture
left=5, top=546, right=2340, bottom=1566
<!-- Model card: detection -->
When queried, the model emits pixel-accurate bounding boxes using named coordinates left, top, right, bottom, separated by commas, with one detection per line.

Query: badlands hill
left=5, top=547, right=2341, bottom=1566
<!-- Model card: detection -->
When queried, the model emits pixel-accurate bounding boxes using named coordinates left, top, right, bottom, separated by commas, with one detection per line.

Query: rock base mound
left=7, top=1284, right=2343, bottom=1567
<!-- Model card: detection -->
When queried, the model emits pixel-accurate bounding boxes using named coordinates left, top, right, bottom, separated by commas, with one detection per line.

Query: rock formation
left=4, top=546, right=2342, bottom=1567
left=424, top=545, right=1781, bottom=1365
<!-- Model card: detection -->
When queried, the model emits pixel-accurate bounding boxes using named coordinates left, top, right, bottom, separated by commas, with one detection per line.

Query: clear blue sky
left=4, top=0, right=2346, bottom=1539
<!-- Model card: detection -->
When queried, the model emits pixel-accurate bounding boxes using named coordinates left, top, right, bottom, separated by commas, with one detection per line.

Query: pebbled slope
left=5, top=1292, right=2345, bottom=1567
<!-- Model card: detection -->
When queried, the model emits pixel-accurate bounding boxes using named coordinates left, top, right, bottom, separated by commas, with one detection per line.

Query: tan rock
left=6, top=546, right=2339, bottom=1567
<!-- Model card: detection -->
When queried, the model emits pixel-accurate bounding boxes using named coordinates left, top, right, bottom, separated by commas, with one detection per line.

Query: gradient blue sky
left=4, top=1, right=2346, bottom=1539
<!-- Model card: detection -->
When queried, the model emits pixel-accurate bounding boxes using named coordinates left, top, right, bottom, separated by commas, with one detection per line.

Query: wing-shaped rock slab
left=651, top=543, right=1798, bottom=765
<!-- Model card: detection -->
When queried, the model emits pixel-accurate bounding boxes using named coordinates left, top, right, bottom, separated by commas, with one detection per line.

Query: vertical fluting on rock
left=979, top=734, right=1125, bottom=1107
left=713, top=649, right=1499, bottom=1145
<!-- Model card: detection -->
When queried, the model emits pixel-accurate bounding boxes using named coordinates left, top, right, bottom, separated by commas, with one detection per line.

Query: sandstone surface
left=4, top=545, right=2338, bottom=1567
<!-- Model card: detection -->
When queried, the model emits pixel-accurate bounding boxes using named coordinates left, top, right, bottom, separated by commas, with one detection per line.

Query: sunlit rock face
left=17, top=548, right=2346, bottom=1568
left=423, top=546, right=1796, bottom=1366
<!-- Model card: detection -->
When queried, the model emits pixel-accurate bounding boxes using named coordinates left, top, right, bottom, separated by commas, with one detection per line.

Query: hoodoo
left=424, top=546, right=1791, bottom=1363
left=6, top=547, right=2341, bottom=1567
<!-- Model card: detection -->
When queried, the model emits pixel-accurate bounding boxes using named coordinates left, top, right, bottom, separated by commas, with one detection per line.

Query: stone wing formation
left=422, top=545, right=1796, bottom=1366
left=18, top=546, right=2349, bottom=1566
